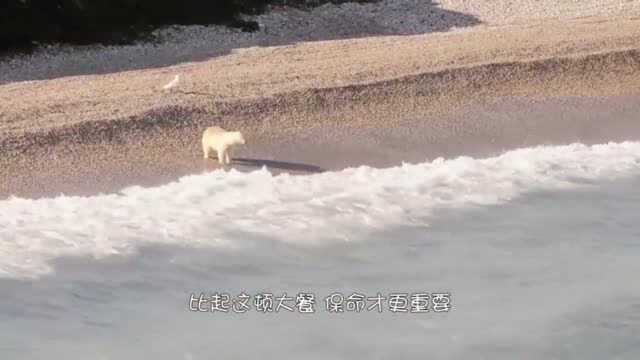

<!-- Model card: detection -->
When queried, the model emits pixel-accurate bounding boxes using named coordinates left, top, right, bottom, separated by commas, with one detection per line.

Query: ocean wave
left=1, top=141, right=640, bottom=279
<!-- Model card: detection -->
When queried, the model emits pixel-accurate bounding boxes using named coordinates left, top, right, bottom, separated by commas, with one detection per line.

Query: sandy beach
left=1, top=1, right=640, bottom=198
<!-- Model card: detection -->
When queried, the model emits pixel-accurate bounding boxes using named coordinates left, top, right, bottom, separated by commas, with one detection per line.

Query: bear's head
left=233, top=131, right=246, bottom=145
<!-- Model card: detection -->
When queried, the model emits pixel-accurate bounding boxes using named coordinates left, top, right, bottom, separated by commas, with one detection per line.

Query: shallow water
left=1, top=142, right=640, bottom=359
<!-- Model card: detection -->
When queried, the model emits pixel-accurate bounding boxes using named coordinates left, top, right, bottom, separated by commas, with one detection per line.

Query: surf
left=1, top=141, right=640, bottom=279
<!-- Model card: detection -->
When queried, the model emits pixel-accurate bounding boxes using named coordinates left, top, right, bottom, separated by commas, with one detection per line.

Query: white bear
left=202, top=126, right=246, bottom=165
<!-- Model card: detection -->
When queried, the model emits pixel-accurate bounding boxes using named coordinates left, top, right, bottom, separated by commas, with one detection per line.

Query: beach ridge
left=2, top=45, right=640, bottom=156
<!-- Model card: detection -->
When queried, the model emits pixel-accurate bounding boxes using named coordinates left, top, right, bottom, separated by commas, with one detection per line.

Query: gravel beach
left=2, top=0, right=639, bottom=83
left=1, top=0, right=640, bottom=198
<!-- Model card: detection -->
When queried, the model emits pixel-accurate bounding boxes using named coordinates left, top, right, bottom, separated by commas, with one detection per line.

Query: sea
left=1, top=141, right=639, bottom=359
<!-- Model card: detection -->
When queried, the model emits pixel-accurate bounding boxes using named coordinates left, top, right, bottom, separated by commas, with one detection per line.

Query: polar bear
left=202, top=126, right=246, bottom=165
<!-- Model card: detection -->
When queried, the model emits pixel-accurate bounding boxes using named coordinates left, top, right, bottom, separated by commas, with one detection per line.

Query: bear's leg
left=203, top=145, right=211, bottom=159
left=225, top=150, right=231, bottom=165
left=217, top=149, right=226, bottom=165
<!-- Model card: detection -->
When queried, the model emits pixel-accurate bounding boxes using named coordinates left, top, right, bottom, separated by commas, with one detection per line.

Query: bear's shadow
left=231, top=158, right=326, bottom=174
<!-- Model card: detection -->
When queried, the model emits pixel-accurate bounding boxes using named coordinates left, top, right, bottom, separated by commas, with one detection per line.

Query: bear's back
left=202, top=126, right=228, bottom=142
left=203, top=126, right=226, bottom=136
left=203, top=126, right=236, bottom=150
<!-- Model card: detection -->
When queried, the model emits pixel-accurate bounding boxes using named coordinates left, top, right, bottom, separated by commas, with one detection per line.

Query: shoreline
left=2, top=14, right=640, bottom=199
left=4, top=2, right=640, bottom=357
left=2, top=93, right=640, bottom=199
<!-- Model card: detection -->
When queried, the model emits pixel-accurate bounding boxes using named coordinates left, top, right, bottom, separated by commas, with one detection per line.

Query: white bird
left=162, top=74, right=180, bottom=91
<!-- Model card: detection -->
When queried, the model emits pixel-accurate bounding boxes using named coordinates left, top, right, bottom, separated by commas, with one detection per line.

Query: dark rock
left=0, top=0, right=378, bottom=53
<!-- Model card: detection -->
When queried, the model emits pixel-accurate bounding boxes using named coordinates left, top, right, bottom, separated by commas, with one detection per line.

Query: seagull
left=162, top=74, right=180, bottom=91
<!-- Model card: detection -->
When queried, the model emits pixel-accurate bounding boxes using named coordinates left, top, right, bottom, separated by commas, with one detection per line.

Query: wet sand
left=2, top=92, right=640, bottom=199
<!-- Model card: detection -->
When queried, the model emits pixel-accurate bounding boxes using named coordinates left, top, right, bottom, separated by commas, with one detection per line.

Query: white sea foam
left=1, top=141, right=640, bottom=279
